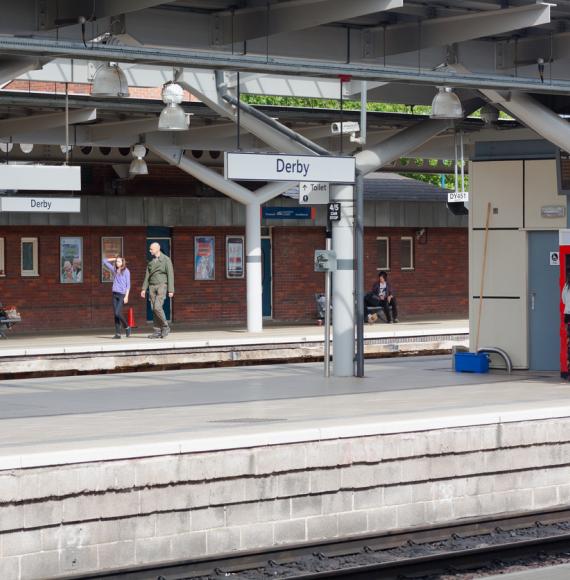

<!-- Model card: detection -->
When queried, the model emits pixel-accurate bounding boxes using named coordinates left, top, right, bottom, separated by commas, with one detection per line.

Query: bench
left=0, top=317, right=20, bottom=338
left=316, top=293, right=388, bottom=324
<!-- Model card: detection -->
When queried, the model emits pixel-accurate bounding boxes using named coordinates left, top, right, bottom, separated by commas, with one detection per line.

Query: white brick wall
left=3, top=417, right=570, bottom=578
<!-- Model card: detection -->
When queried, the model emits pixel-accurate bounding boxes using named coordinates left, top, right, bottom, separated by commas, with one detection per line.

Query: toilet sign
left=299, top=182, right=330, bottom=205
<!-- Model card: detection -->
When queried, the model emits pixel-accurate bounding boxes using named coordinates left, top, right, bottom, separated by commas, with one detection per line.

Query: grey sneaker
left=147, top=333, right=161, bottom=339
left=161, top=327, right=171, bottom=339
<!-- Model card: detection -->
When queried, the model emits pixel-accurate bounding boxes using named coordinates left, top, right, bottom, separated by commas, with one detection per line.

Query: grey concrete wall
left=1, top=417, right=569, bottom=578
left=0, top=196, right=467, bottom=228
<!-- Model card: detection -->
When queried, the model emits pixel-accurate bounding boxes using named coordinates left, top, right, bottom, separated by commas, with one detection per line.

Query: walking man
left=141, top=242, right=175, bottom=338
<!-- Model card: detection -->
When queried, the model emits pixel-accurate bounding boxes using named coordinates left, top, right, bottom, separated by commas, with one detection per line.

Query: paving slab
left=0, top=319, right=468, bottom=358
left=0, top=354, right=565, bottom=470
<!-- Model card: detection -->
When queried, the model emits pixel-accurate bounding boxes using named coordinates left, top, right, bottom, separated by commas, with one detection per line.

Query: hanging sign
left=448, top=190, right=469, bottom=203
left=0, top=196, right=81, bottom=213
left=299, top=182, right=330, bottom=205
left=225, top=152, right=355, bottom=183
left=0, top=165, right=81, bottom=191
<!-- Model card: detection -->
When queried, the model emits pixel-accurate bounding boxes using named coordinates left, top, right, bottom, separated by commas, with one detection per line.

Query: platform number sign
left=327, top=202, right=341, bottom=222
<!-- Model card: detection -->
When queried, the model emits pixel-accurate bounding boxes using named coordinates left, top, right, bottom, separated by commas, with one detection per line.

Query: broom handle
left=475, top=202, right=492, bottom=351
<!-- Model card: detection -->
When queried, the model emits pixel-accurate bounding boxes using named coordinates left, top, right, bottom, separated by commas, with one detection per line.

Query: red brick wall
left=0, top=227, right=148, bottom=332
left=0, top=225, right=467, bottom=333
left=363, top=227, right=469, bottom=317
left=272, top=226, right=468, bottom=322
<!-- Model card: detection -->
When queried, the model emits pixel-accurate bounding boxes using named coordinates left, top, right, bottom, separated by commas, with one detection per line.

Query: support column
left=331, top=184, right=355, bottom=377
left=246, top=202, right=263, bottom=333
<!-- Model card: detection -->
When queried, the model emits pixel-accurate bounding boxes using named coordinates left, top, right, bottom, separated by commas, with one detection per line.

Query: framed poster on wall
left=226, top=236, right=244, bottom=279
left=60, top=237, right=83, bottom=283
left=194, top=236, right=215, bottom=280
left=101, top=237, right=124, bottom=282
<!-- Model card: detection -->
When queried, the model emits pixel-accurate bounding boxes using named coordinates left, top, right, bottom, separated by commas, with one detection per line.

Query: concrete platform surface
left=0, top=318, right=468, bottom=357
left=486, top=564, right=570, bottom=579
left=0, top=354, right=565, bottom=469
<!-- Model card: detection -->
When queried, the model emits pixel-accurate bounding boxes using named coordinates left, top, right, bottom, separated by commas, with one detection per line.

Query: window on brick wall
left=400, top=237, right=414, bottom=270
left=0, top=238, right=4, bottom=276
left=21, top=238, right=38, bottom=277
left=376, top=237, right=390, bottom=271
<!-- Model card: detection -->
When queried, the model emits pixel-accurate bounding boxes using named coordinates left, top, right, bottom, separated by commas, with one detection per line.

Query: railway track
left=72, top=509, right=570, bottom=580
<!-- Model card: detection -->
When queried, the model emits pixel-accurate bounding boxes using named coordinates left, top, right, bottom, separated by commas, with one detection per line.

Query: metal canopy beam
left=41, top=0, right=166, bottom=30
left=362, top=3, right=551, bottom=59
left=0, top=56, right=44, bottom=86
left=210, top=0, right=403, bottom=46
left=3, top=37, right=570, bottom=94
left=0, top=108, right=96, bottom=139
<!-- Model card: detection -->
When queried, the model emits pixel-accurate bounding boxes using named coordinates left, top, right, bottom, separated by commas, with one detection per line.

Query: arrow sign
left=299, top=182, right=330, bottom=205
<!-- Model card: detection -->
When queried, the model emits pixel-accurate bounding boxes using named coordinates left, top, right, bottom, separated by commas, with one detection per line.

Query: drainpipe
left=215, top=71, right=331, bottom=157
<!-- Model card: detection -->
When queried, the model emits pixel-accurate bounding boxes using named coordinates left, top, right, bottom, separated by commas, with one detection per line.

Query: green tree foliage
left=242, top=94, right=477, bottom=189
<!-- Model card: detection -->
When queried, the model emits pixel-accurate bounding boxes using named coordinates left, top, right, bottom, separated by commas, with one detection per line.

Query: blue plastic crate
left=454, top=352, right=489, bottom=373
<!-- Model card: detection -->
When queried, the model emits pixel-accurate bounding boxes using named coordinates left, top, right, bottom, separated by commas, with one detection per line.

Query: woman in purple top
left=103, top=256, right=131, bottom=339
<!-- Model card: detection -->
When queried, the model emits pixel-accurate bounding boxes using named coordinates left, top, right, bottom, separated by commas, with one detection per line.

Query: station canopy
left=0, top=1, right=568, bottom=168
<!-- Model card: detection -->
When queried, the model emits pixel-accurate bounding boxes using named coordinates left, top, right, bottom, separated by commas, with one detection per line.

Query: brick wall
left=272, top=226, right=468, bottom=322
left=0, top=227, right=148, bottom=332
left=0, top=225, right=467, bottom=333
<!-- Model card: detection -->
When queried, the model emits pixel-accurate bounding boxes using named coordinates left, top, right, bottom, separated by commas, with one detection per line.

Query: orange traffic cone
left=127, top=307, right=137, bottom=328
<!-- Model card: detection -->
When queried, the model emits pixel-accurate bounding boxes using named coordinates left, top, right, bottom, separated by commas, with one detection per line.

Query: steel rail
left=68, top=508, right=570, bottom=580
left=1, top=37, right=570, bottom=94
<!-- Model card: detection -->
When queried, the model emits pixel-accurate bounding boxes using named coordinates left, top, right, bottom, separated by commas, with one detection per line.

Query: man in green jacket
left=140, top=242, right=175, bottom=338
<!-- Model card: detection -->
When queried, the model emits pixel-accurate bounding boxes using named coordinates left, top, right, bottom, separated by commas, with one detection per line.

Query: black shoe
left=112, top=334, right=121, bottom=339
left=161, top=327, right=171, bottom=339
left=125, top=327, right=132, bottom=338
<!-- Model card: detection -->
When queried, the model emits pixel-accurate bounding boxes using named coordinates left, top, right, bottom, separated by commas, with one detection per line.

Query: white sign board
left=225, top=152, right=355, bottom=183
left=448, top=190, right=469, bottom=203
left=550, top=251, right=560, bottom=266
left=299, top=182, right=330, bottom=205
left=0, top=197, right=81, bottom=213
left=0, top=165, right=81, bottom=191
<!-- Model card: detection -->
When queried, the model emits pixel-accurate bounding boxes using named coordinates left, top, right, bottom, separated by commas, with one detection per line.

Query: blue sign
left=263, top=207, right=313, bottom=220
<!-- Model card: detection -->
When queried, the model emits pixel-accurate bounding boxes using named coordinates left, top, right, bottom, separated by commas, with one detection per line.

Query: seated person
left=364, top=271, right=399, bottom=323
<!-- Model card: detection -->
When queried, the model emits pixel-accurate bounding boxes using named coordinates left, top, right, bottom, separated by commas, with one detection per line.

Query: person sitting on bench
left=364, top=271, right=399, bottom=323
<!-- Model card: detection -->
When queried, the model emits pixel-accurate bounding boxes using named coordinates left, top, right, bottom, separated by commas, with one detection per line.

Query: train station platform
left=1, top=355, right=569, bottom=579
left=0, top=318, right=468, bottom=378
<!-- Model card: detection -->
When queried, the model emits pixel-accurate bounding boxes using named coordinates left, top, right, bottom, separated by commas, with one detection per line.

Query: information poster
left=101, top=237, right=123, bottom=282
left=60, top=237, right=83, bottom=284
left=195, top=236, right=215, bottom=280
left=226, top=236, right=244, bottom=279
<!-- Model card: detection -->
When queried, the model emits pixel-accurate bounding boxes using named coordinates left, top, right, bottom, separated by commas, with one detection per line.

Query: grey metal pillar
left=355, top=171, right=365, bottom=377
left=331, top=184, right=355, bottom=377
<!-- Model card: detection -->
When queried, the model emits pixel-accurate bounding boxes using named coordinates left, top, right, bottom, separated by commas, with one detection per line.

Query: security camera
left=331, top=121, right=360, bottom=135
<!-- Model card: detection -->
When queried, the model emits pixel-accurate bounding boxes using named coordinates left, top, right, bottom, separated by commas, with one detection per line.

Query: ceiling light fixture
left=158, top=82, right=190, bottom=131
left=129, top=143, right=148, bottom=176
left=91, top=63, right=129, bottom=98
left=430, top=87, right=463, bottom=120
